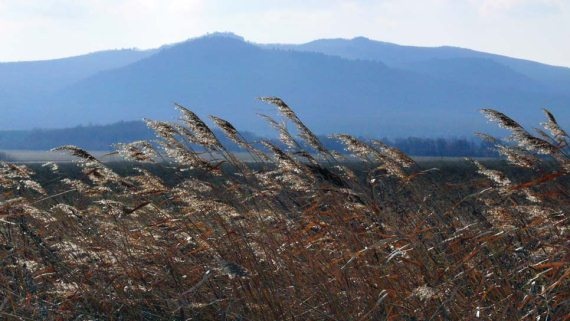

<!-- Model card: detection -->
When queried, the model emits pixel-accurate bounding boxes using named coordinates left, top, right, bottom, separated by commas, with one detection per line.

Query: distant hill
left=0, top=48, right=156, bottom=129
left=0, top=33, right=568, bottom=140
left=0, top=49, right=155, bottom=95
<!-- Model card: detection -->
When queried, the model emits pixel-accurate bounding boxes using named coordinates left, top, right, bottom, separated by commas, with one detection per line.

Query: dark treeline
left=0, top=121, right=496, bottom=157
left=388, top=137, right=496, bottom=157
left=0, top=121, right=154, bottom=151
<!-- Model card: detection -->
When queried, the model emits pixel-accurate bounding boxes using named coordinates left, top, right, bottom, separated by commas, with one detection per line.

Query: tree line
left=0, top=121, right=497, bottom=157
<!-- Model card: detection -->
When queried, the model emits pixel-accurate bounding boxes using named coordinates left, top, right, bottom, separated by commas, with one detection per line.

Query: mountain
left=0, top=49, right=155, bottom=121
left=271, top=37, right=570, bottom=95
left=0, top=49, right=156, bottom=94
left=0, top=33, right=568, bottom=139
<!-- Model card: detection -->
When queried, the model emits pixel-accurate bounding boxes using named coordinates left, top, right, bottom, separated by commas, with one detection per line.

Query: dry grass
left=0, top=98, right=568, bottom=320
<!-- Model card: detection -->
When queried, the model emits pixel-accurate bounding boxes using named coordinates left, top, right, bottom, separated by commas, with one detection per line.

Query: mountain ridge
left=269, top=36, right=570, bottom=95
left=0, top=33, right=568, bottom=139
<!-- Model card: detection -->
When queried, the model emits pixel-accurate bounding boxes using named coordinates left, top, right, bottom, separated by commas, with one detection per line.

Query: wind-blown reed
left=0, top=100, right=567, bottom=320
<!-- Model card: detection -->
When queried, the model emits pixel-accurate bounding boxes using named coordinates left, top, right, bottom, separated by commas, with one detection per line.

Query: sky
left=0, top=0, right=569, bottom=67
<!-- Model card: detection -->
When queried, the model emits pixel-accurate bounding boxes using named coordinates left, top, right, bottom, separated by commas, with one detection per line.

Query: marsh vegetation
left=0, top=98, right=568, bottom=320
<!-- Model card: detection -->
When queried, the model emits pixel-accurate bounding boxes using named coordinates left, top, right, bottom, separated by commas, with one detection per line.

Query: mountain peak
left=175, top=32, right=248, bottom=46
left=351, top=36, right=371, bottom=42
left=158, top=32, right=249, bottom=52
left=201, top=32, right=245, bottom=42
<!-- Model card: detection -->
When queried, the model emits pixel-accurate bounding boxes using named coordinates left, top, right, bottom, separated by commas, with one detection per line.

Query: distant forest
left=0, top=121, right=497, bottom=157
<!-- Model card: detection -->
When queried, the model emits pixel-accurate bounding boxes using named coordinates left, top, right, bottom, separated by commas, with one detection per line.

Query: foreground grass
left=1, top=98, right=568, bottom=320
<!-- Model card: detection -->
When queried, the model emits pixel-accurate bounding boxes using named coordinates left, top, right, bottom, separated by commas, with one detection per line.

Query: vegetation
left=0, top=98, right=568, bottom=320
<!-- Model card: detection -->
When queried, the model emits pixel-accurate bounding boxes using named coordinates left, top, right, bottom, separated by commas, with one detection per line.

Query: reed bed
left=0, top=98, right=568, bottom=320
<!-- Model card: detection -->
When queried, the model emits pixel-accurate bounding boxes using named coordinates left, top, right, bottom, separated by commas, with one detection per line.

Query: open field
left=0, top=100, right=568, bottom=320
left=0, top=150, right=123, bottom=163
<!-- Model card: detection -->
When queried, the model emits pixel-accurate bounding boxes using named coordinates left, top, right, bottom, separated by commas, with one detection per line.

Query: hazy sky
left=0, top=0, right=568, bottom=66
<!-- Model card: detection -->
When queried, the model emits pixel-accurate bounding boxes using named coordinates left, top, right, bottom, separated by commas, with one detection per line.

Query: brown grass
left=0, top=99, right=568, bottom=320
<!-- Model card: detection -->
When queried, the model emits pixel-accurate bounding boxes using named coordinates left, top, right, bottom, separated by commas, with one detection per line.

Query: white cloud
left=472, top=0, right=564, bottom=16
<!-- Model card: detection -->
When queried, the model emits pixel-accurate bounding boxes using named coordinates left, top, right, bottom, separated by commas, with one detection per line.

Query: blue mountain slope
left=0, top=49, right=155, bottom=102
left=404, top=58, right=543, bottom=92
left=27, top=35, right=568, bottom=137
left=275, top=37, right=570, bottom=95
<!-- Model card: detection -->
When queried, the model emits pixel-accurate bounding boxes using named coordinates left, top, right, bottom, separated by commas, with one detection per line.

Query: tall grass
left=0, top=99, right=568, bottom=320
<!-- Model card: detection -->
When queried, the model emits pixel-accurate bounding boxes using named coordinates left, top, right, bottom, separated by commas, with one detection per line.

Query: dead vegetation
left=0, top=98, right=568, bottom=320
